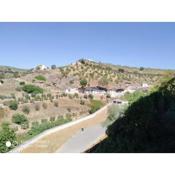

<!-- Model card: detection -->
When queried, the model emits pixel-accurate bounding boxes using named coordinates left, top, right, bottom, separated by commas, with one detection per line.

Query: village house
left=83, top=86, right=107, bottom=95
left=65, top=88, right=79, bottom=94
left=108, top=88, right=125, bottom=98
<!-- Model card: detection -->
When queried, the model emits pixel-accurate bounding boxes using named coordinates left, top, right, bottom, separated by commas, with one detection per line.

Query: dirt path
left=11, top=103, right=111, bottom=153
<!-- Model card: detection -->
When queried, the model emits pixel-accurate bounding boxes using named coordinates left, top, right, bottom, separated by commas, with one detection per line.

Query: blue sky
left=0, top=22, right=175, bottom=69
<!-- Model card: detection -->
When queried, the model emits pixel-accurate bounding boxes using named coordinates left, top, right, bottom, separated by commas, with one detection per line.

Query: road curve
left=10, top=103, right=111, bottom=153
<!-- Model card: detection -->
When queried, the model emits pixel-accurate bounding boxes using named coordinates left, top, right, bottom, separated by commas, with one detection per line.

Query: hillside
left=0, top=65, right=29, bottom=79
left=0, top=59, right=174, bottom=152
left=57, top=59, right=170, bottom=89
left=88, top=77, right=175, bottom=153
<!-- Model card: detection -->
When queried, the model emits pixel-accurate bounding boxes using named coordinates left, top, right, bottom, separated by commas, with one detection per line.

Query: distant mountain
left=0, top=65, right=29, bottom=72
left=0, top=65, right=29, bottom=79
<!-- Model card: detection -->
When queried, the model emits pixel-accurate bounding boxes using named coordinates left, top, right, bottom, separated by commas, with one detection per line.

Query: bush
left=88, top=94, right=94, bottom=99
left=80, top=79, right=87, bottom=88
left=27, top=117, right=72, bottom=139
left=50, top=117, right=56, bottom=122
left=74, top=93, right=79, bottom=98
left=0, top=123, right=17, bottom=153
left=42, top=102, right=48, bottom=109
left=22, top=84, right=44, bottom=94
left=84, top=95, right=88, bottom=99
left=67, top=108, right=71, bottom=112
left=54, top=101, right=59, bottom=107
left=51, top=65, right=57, bottom=69
left=21, top=122, right=29, bottom=130
left=22, top=106, right=30, bottom=114
left=35, top=104, right=40, bottom=111
left=35, top=75, right=46, bottom=81
left=89, top=100, right=104, bottom=114
left=19, top=81, right=25, bottom=85
left=9, top=101, right=18, bottom=110
left=12, top=113, right=28, bottom=125
left=80, top=100, right=85, bottom=105
left=122, top=91, right=146, bottom=104
left=140, top=67, right=144, bottom=71
left=106, top=94, right=111, bottom=98
left=118, top=68, right=125, bottom=73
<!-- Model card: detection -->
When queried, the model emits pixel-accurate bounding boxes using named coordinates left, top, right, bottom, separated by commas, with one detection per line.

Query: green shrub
left=22, top=106, right=30, bottom=114
left=80, top=79, right=87, bottom=88
left=35, top=75, right=46, bottom=81
left=0, top=123, right=17, bottom=153
left=19, top=81, right=25, bottom=85
left=9, top=101, right=18, bottom=110
left=27, top=117, right=72, bottom=139
left=89, top=100, right=104, bottom=114
left=12, top=113, right=28, bottom=125
left=22, top=84, right=44, bottom=94
left=122, top=91, right=146, bottom=104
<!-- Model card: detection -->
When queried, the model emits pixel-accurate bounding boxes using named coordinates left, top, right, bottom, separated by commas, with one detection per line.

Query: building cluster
left=65, top=83, right=149, bottom=98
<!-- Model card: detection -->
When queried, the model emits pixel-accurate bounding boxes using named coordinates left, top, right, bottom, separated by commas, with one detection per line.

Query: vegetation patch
left=20, top=117, right=72, bottom=142
left=12, top=113, right=28, bottom=125
left=0, top=123, right=17, bottom=153
left=35, top=75, right=46, bottom=81
left=22, top=106, right=30, bottom=114
left=22, top=84, right=44, bottom=94
left=122, top=90, right=147, bottom=104
left=89, top=100, right=104, bottom=114
left=9, top=101, right=18, bottom=110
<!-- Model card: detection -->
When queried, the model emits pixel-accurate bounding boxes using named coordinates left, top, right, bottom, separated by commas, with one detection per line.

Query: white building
left=84, top=86, right=107, bottom=95
left=142, top=83, right=149, bottom=88
left=35, top=65, right=48, bottom=71
left=108, top=88, right=125, bottom=98
left=65, top=88, right=79, bottom=94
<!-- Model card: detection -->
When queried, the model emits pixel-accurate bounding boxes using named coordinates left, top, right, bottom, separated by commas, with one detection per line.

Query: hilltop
left=55, top=59, right=171, bottom=89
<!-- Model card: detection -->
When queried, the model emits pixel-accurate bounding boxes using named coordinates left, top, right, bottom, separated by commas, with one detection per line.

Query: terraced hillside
left=58, top=59, right=170, bottom=88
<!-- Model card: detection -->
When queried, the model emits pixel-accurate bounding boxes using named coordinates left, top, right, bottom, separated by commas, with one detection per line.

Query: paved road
left=10, top=103, right=111, bottom=153
left=57, top=124, right=106, bottom=153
